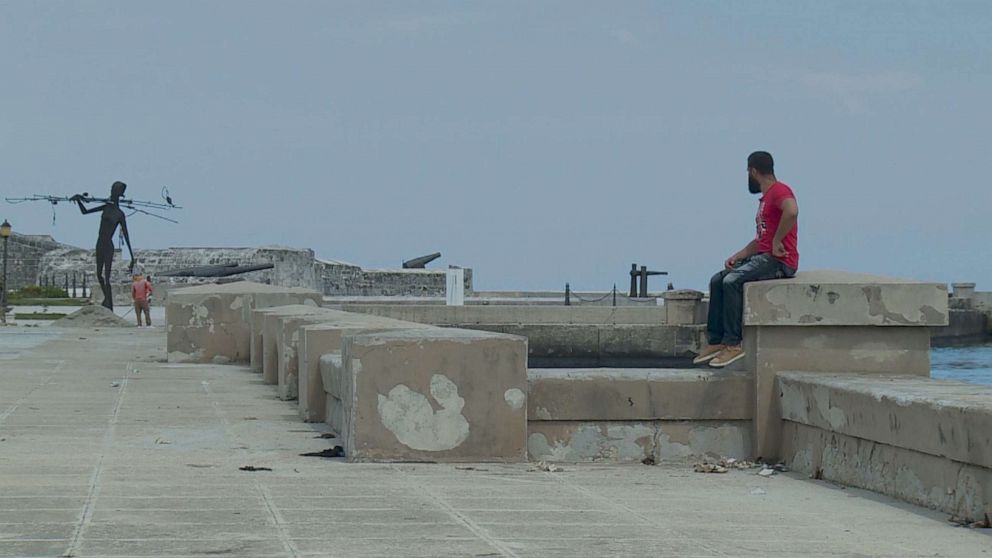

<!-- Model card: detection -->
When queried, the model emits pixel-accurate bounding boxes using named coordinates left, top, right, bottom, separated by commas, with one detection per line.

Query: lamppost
left=0, top=219, right=10, bottom=326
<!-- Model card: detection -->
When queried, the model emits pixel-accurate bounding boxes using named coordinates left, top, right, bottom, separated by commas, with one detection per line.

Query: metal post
left=72, top=272, right=77, bottom=298
left=639, top=266, right=648, bottom=298
left=565, top=283, right=571, bottom=306
left=64, top=273, right=69, bottom=296
left=629, top=264, right=638, bottom=298
left=1, top=235, right=8, bottom=325
left=82, top=274, right=87, bottom=299
left=612, top=284, right=617, bottom=307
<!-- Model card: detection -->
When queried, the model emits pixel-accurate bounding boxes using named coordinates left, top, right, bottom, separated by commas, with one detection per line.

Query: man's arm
left=772, top=198, right=799, bottom=257
left=726, top=240, right=759, bottom=269
left=70, top=195, right=106, bottom=215
left=121, top=217, right=136, bottom=273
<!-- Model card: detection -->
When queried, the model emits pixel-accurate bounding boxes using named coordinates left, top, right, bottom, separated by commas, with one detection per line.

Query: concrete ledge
left=780, top=373, right=992, bottom=521
left=341, top=304, right=670, bottom=325
left=166, top=281, right=321, bottom=363
left=744, top=271, right=948, bottom=327
left=528, top=368, right=751, bottom=421
left=779, top=372, right=992, bottom=468
left=528, top=421, right=751, bottom=463
left=462, top=324, right=703, bottom=367
left=340, top=328, right=528, bottom=462
left=783, top=422, right=991, bottom=522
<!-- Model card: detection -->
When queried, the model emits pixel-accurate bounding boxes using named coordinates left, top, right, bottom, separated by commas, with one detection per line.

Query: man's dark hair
left=747, top=151, right=774, bottom=175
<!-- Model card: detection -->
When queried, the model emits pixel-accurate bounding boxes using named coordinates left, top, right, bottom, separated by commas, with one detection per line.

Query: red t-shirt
left=756, top=182, right=799, bottom=270
left=132, top=279, right=153, bottom=302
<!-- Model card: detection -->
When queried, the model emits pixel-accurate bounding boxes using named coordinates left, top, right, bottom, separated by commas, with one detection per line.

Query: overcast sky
left=2, top=2, right=989, bottom=291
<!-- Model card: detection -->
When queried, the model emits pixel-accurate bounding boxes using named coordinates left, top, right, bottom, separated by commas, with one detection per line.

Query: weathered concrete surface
left=784, top=422, right=992, bottom=523
left=780, top=373, right=992, bottom=521
left=340, top=328, right=529, bottom=462
left=166, top=281, right=321, bottom=364
left=298, top=318, right=434, bottom=422
left=3, top=328, right=991, bottom=557
left=661, top=289, right=706, bottom=325
left=528, top=368, right=751, bottom=421
left=528, top=421, right=752, bottom=463
left=743, top=271, right=946, bottom=462
left=744, top=270, right=949, bottom=327
left=780, top=372, right=992, bottom=470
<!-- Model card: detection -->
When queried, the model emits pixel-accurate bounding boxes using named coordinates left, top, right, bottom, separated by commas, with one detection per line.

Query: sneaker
left=692, top=344, right=726, bottom=365
left=710, top=345, right=746, bottom=368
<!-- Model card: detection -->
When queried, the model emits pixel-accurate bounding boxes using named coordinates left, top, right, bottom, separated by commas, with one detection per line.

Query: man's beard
left=748, top=175, right=761, bottom=194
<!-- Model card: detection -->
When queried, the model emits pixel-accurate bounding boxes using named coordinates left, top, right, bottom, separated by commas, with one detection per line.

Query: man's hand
left=725, top=253, right=740, bottom=270
left=69, top=194, right=83, bottom=202
left=772, top=240, right=789, bottom=258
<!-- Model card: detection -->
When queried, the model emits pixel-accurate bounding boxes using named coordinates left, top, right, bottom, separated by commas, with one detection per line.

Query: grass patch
left=14, top=312, right=67, bottom=320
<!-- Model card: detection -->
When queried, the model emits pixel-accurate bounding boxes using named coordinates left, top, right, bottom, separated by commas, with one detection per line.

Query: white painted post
left=446, top=268, right=465, bottom=306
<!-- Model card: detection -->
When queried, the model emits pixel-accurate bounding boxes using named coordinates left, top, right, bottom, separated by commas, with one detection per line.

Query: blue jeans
left=707, top=253, right=795, bottom=346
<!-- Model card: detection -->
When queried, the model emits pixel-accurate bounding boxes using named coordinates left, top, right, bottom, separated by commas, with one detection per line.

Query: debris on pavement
left=641, top=455, right=656, bottom=466
left=110, top=381, right=120, bottom=388
left=455, top=466, right=489, bottom=472
left=154, top=438, right=171, bottom=445
left=950, top=513, right=990, bottom=528
left=529, top=461, right=563, bottom=473
left=239, top=465, right=273, bottom=472
left=694, top=462, right=728, bottom=474
left=758, top=467, right=776, bottom=477
left=315, top=432, right=337, bottom=439
left=300, top=446, right=345, bottom=458
left=750, top=487, right=767, bottom=496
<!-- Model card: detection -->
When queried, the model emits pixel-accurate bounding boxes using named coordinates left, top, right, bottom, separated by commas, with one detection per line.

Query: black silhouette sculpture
left=72, top=181, right=135, bottom=310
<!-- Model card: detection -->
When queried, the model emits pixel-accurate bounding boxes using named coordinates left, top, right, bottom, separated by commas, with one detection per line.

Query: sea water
left=930, top=343, right=992, bottom=386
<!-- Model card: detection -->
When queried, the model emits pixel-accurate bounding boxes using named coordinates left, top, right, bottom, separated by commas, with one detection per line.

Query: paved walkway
left=0, top=328, right=989, bottom=557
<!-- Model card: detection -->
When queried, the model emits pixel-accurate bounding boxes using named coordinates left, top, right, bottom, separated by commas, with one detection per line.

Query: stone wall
left=2, top=233, right=79, bottom=290
left=318, top=259, right=472, bottom=296
left=17, top=232, right=472, bottom=300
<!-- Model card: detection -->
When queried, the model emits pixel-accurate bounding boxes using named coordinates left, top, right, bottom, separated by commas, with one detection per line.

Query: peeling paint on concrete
left=376, top=374, right=470, bottom=451
left=528, top=424, right=654, bottom=462
left=504, top=388, right=525, bottom=410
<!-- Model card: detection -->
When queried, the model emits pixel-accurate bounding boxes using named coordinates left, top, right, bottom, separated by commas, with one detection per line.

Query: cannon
left=402, top=252, right=441, bottom=269
left=157, top=263, right=275, bottom=278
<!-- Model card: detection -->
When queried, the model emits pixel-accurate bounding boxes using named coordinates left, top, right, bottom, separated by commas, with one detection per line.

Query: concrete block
left=779, top=372, right=992, bottom=468
left=744, top=270, right=948, bottom=327
left=166, top=281, right=320, bottom=364
left=528, top=368, right=751, bottom=421
left=662, top=289, right=704, bottom=325
left=527, top=421, right=751, bottom=463
left=783, top=422, right=992, bottom=523
left=274, top=308, right=363, bottom=400
left=258, top=305, right=328, bottom=385
left=340, top=328, right=528, bottom=462
left=297, top=317, right=434, bottom=422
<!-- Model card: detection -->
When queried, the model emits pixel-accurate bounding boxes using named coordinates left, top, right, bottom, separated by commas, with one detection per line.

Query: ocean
left=930, top=343, right=992, bottom=386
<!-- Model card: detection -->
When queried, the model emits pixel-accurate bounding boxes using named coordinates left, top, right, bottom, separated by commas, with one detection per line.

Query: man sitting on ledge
left=695, top=151, right=800, bottom=368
